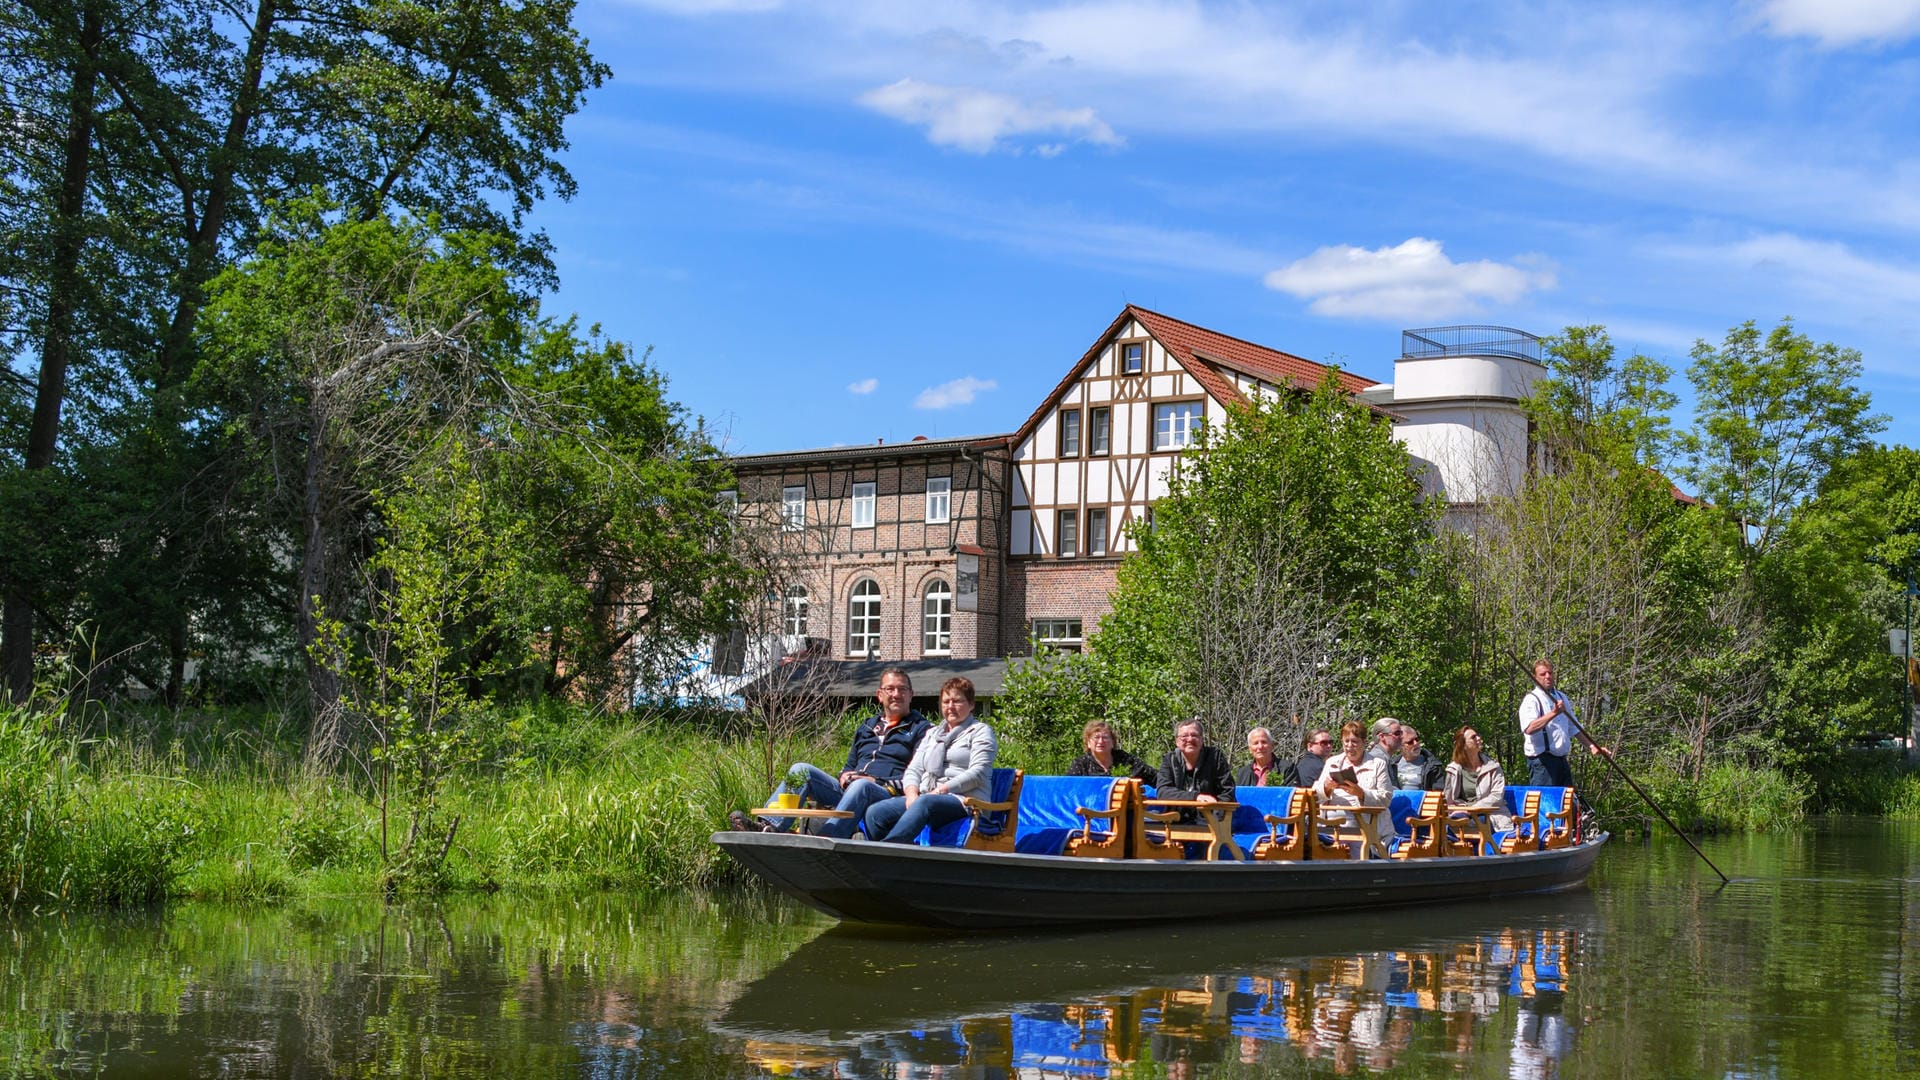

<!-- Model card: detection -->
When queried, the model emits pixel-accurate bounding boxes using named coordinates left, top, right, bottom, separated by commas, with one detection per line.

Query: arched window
left=848, top=579, right=881, bottom=656
left=783, top=584, right=809, bottom=637
left=922, top=580, right=952, bottom=654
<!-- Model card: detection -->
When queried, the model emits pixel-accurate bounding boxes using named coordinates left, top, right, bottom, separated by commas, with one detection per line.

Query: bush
left=1595, top=760, right=1807, bottom=833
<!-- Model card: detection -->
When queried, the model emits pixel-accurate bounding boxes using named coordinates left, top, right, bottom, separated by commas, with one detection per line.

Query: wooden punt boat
left=711, top=827, right=1608, bottom=930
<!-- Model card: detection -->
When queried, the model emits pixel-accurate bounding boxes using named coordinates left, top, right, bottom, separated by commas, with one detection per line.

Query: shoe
left=728, top=809, right=772, bottom=833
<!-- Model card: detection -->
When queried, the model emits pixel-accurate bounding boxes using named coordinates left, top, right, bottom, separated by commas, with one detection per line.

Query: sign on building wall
left=955, top=552, right=980, bottom=612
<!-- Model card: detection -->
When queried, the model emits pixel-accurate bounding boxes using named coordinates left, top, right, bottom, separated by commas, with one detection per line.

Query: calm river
left=5, top=819, right=1918, bottom=1078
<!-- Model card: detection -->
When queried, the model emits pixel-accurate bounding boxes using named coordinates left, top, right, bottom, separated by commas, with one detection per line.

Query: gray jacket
left=903, top=715, right=998, bottom=801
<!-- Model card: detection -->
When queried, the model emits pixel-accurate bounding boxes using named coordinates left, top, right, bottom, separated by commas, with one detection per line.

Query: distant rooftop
left=1400, top=325, right=1543, bottom=364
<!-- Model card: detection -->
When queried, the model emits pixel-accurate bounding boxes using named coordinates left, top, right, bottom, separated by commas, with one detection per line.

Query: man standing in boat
left=730, top=666, right=930, bottom=837
left=1517, top=659, right=1611, bottom=788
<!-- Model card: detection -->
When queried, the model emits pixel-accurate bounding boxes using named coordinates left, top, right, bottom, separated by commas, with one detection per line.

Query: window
left=1121, top=341, right=1144, bottom=374
left=1153, top=401, right=1202, bottom=450
left=926, top=476, right=951, bottom=524
left=782, top=485, right=806, bottom=531
left=922, top=580, right=952, bottom=654
left=1058, top=409, right=1081, bottom=457
left=1057, top=509, right=1078, bottom=558
left=783, top=585, right=809, bottom=636
left=848, top=580, right=881, bottom=656
left=1031, top=618, right=1084, bottom=652
left=1088, top=508, right=1108, bottom=556
left=851, top=481, right=876, bottom=528
left=1090, top=407, right=1110, bottom=455
left=717, top=489, right=738, bottom=509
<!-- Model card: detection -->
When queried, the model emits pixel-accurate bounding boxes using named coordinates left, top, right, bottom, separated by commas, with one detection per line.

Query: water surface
left=5, top=820, right=1918, bottom=1077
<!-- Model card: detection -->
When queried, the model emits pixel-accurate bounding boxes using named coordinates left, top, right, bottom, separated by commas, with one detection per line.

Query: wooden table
left=1446, top=806, right=1505, bottom=854
left=1316, top=803, right=1391, bottom=859
left=750, top=806, right=854, bottom=835
left=1143, top=799, right=1244, bottom=860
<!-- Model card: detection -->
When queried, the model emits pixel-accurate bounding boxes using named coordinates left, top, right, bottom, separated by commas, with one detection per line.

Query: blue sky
left=533, top=0, right=1920, bottom=458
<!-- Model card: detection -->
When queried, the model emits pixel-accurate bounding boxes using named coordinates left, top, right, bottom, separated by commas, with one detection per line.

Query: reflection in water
left=724, top=899, right=1596, bottom=1079
left=5, top=821, right=1920, bottom=1077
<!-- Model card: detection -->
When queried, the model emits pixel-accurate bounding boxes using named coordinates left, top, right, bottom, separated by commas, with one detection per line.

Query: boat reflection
left=720, top=894, right=1596, bottom=1078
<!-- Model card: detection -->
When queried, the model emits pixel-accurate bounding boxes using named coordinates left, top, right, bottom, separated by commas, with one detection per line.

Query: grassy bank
left=1, top=701, right=844, bottom=909
left=6, top=701, right=1918, bottom=910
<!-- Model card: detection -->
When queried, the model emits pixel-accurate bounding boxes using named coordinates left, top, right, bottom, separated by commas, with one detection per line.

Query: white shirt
left=1518, top=686, right=1576, bottom=757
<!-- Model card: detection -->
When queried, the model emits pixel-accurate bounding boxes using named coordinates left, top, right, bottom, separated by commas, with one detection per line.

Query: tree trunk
left=4, top=2, right=104, bottom=702
left=299, top=410, right=341, bottom=742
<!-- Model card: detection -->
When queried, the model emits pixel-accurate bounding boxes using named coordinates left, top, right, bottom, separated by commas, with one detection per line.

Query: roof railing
left=1400, top=325, right=1543, bottom=363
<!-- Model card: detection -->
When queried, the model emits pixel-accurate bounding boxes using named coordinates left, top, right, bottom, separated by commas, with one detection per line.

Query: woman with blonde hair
left=1066, top=719, right=1157, bottom=781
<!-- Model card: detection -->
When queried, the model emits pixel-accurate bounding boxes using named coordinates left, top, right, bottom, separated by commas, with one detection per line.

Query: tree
left=1529, top=324, right=1678, bottom=470
left=1091, top=379, right=1442, bottom=755
left=0, top=0, right=610, bottom=701
left=1679, top=319, right=1886, bottom=559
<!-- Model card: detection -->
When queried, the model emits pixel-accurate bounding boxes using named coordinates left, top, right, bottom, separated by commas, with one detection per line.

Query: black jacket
left=1155, top=745, right=1237, bottom=802
left=1066, top=748, right=1158, bottom=783
left=1232, top=758, right=1303, bottom=788
left=840, top=711, right=932, bottom=790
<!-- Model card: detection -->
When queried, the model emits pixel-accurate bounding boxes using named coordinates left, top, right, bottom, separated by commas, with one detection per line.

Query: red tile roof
left=1013, top=305, right=1377, bottom=448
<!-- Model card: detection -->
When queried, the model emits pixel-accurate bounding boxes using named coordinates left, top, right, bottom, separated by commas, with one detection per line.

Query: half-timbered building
left=721, top=306, right=1545, bottom=667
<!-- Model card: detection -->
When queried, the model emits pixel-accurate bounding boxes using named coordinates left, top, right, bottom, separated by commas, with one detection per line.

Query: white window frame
left=922, top=580, right=952, bottom=655
left=1121, top=341, right=1144, bottom=374
left=851, top=481, right=876, bottom=529
left=1057, top=509, right=1078, bottom=558
left=1031, top=618, right=1084, bottom=652
left=1058, top=409, right=1081, bottom=457
left=1153, top=401, right=1202, bottom=451
left=783, top=584, right=809, bottom=637
left=848, top=579, right=881, bottom=657
left=782, top=485, right=806, bottom=531
left=1090, top=407, right=1110, bottom=455
left=925, top=476, right=951, bottom=524
left=1087, top=508, right=1108, bottom=557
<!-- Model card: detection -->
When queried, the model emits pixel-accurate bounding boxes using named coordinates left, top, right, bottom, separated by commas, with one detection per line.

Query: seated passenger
left=1392, top=724, right=1444, bottom=790
left=1233, top=726, right=1301, bottom=788
left=727, top=666, right=929, bottom=837
left=865, top=677, right=998, bottom=844
left=1066, top=719, right=1157, bottom=782
left=1295, top=728, right=1333, bottom=787
left=1156, top=718, right=1236, bottom=808
left=1314, top=720, right=1392, bottom=851
left=1443, top=726, right=1513, bottom=832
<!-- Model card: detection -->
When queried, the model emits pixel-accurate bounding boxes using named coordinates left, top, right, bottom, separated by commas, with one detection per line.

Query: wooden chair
left=1391, top=791, right=1464, bottom=859
left=1498, top=789, right=1543, bottom=854
left=1250, top=787, right=1312, bottom=862
left=1541, top=789, right=1577, bottom=849
left=958, top=768, right=1024, bottom=853
left=1132, top=786, right=1187, bottom=860
left=1063, top=778, right=1133, bottom=858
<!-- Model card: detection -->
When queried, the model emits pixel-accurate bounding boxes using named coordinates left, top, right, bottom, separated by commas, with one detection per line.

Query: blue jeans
left=1527, top=753, right=1574, bottom=788
left=865, top=793, right=968, bottom=844
left=769, top=764, right=891, bottom=838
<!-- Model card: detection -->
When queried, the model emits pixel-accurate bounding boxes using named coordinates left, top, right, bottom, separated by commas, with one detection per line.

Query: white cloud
left=1664, top=231, right=1920, bottom=309
left=847, top=377, right=879, bottom=394
left=1263, top=238, right=1555, bottom=321
left=857, top=78, right=1121, bottom=154
left=1758, top=0, right=1920, bottom=46
left=914, top=375, right=997, bottom=409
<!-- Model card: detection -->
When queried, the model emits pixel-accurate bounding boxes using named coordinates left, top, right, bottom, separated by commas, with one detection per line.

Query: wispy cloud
left=1264, top=238, right=1555, bottom=321
left=915, top=376, right=997, bottom=409
left=858, top=78, right=1121, bottom=154
left=847, top=377, right=879, bottom=394
left=1757, top=0, right=1920, bottom=47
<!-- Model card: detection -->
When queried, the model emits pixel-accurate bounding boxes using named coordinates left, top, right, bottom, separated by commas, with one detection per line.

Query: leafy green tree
left=1679, top=319, right=1886, bottom=559
left=1091, top=379, right=1443, bottom=754
left=1530, top=324, right=1678, bottom=469
left=1, top=0, right=609, bottom=701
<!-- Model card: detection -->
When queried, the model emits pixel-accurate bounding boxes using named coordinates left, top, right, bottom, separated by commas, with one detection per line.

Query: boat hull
left=713, top=830, right=1608, bottom=930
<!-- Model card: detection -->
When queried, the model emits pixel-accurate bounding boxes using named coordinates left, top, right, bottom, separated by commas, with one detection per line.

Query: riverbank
left=5, top=702, right=1918, bottom=909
